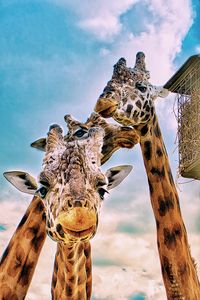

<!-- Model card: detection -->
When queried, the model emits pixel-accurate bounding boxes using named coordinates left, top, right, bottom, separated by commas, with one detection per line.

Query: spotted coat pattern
left=95, top=52, right=200, bottom=300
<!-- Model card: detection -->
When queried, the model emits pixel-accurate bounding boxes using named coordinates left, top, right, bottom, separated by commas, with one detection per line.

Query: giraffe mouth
left=94, top=97, right=118, bottom=118
left=63, top=225, right=95, bottom=238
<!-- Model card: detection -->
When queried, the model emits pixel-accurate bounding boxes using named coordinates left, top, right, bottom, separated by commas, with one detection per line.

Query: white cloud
left=102, top=0, right=193, bottom=136
left=51, top=0, right=139, bottom=40
left=1, top=200, right=199, bottom=300
left=195, top=45, right=200, bottom=53
left=111, top=0, right=193, bottom=83
left=99, top=47, right=111, bottom=57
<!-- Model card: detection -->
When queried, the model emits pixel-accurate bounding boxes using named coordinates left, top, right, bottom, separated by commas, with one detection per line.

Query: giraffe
left=94, top=52, right=200, bottom=299
left=1, top=113, right=139, bottom=300
left=0, top=196, right=46, bottom=300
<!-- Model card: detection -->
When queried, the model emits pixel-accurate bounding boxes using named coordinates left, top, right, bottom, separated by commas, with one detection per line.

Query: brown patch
left=168, top=169, right=174, bottom=186
left=48, top=230, right=53, bottom=237
left=54, top=258, right=58, bottom=274
left=67, top=249, right=75, bottom=260
left=56, top=224, right=65, bottom=238
left=135, top=100, right=141, bottom=109
left=162, top=256, right=174, bottom=283
left=178, top=261, right=188, bottom=276
left=66, top=284, right=73, bottom=297
left=150, top=166, right=165, bottom=178
left=0, top=242, right=13, bottom=266
left=84, top=246, right=91, bottom=259
left=140, top=124, right=149, bottom=136
left=31, top=233, right=45, bottom=252
left=42, top=212, right=46, bottom=221
left=34, top=200, right=44, bottom=214
left=7, top=246, right=25, bottom=278
left=156, top=147, right=163, bottom=157
left=68, top=275, right=76, bottom=284
left=26, top=225, right=45, bottom=252
left=156, top=219, right=160, bottom=230
left=17, top=213, right=28, bottom=230
left=78, top=243, right=84, bottom=257
left=151, top=107, right=154, bottom=117
left=143, top=100, right=148, bottom=108
left=143, top=114, right=150, bottom=122
left=104, top=131, right=113, bottom=140
left=78, top=274, right=85, bottom=285
left=146, top=105, right=150, bottom=112
left=148, top=178, right=153, bottom=195
left=78, top=257, right=85, bottom=271
left=158, top=195, right=174, bottom=217
left=154, top=123, right=161, bottom=138
left=163, top=228, right=176, bottom=250
left=163, top=224, right=182, bottom=250
left=86, top=266, right=91, bottom=277
left=78, top=291, right=85, bottom=300
left=173, top=223, right=182, bottom=240
left=143, top=140, right=152, bottom=161
left=175, top=193, right=181, bottom=213
left=18, top=260, right=35, bottom=287
left=86, top=282, right=92, bottom=299
left=52, top=273, right=57, bottom=288
left=26, top=225, right=39, bottom=238
left=1, top=285, right=19, bottom=300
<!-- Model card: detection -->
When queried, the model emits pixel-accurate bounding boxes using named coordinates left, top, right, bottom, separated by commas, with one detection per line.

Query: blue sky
left=0, top=1, right=200, bottom=298
left=0, top=0, right=199, bottom=184
left=0, top=0, right=200, bottom=197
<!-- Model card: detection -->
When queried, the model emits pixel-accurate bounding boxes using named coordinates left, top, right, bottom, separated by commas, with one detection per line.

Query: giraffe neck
left=138, top=116, right=200, bottom=299
left=51, top=241, right=92, bottom=300
left=0, top=196, right=46, bottom=299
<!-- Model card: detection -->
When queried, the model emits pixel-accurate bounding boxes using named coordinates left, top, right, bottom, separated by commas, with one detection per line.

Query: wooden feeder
left=164, top=54, right=200, bottom=180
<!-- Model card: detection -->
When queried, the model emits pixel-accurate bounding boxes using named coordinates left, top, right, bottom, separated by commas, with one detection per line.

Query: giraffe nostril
left=68, top=200, right=73, bottom=208
left=84, top=201, right=89, bottom=208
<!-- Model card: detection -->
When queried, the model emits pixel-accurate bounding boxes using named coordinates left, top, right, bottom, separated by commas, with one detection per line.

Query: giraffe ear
left=157, top=87, right=169, bottom=98
left=31, top=138, right=46, bottom=151
left=106, top=165, right=133, bottom=190
left=3, top=171, right=38, bottom=195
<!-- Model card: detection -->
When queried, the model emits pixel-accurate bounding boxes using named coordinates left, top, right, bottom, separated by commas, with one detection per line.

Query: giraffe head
left=4, top=115, right=133, bottom=244
left=94, top=52, right=169, bottom=127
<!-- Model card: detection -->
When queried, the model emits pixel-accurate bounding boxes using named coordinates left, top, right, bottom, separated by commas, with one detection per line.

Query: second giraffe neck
left=51, top=241, right=92, bottom=300
left=138, top=116, right=200, bottom=299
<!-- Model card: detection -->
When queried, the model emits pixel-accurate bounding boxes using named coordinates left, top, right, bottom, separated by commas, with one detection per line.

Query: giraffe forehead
left=40, top=139, right=103, bottom=184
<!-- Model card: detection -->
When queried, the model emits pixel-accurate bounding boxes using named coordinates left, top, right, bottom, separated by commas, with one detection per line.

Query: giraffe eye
left=135, top=82, right=147, bottom=93
left=73, top=128, right=88, bottom=138
left=98, top=188, right=109, bottom=200
left=37, top=186, right=48, bottom=199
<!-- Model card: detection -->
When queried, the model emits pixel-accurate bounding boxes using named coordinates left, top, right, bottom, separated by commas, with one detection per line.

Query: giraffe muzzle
left=57, top=208, right=97, bottom=238
left=94, top=97, right=118, bottom=118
